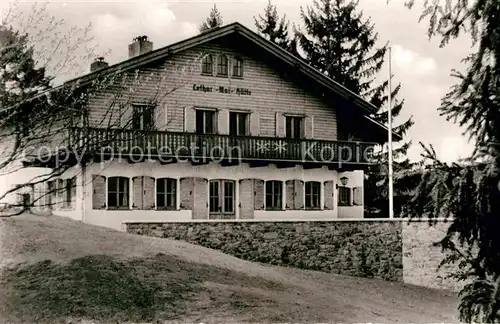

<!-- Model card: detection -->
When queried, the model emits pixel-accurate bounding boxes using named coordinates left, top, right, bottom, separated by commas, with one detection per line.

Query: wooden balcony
left=66, top=127, right=376, bottom=166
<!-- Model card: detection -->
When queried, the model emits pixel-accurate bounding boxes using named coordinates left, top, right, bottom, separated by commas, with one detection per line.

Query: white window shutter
left=276, top=112, right=285, bottom=137
left=121, top=104, right=132, bottom=129
left=324, top=180, right=334, bottom=210
left=353, top=186, right=363, bottom=206
left=250, top=112, right=260, bottom=136
left=184, top=107, right=196, bottom=132
left=311, top=115, right=315, bottom=138
left=218, top=109, right=229, bottom=135
left=164, top=102, right=169, bottom=130
left=305, top=115, right=314, bottom=139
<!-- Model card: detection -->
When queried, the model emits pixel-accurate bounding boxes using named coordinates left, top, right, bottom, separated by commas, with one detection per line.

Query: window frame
left=285, top=115, right=304, bottom=139
left=229, top=111, right=249, bottom=136
left=107, top=176, right=129, bottom=210
left=305, top=181, right=321, bottom=210
left=195, top=108, right=217, bottom=134
left=47, top=180, right=55, bottom=209
left=265, top=180, right=283, bottom=211
left=56, top=179, right=64, bottom=207
left=338, top=186, right=352, bottom=206
left=232, top=57, right=243, bottom=78
left=209, top=179, right=236, bottom=219
left=216, top=54, right=229, bottom=77
left=156, top=178, right=177, bottom=210
left=63, top=177, right=76, bottom=208
left=201, top=54, right=213, bottom=75
left=131, top=103, right=155, bottom=130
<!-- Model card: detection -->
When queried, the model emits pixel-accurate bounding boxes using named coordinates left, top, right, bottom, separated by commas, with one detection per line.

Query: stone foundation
left=402, top=220, right=463, bottom=291
left=125, top=219, right=460, bottom=291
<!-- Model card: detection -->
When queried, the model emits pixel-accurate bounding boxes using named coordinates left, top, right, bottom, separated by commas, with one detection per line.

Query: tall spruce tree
left=296, top=0, right=414, bottom=217
left=401, top=0, right=500, bottom=322
left=199, top=4, right=223, bottom=33
left=0, top=25, right=52, bottom=136
left=254, top=0, right=297, bottom=54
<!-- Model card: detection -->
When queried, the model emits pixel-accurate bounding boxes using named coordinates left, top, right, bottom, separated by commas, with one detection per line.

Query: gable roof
left=45, top=22, right=402, bottom=141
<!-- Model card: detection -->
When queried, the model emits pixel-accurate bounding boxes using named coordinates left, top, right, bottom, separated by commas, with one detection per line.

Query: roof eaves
left=233, top=24, right=379, bottom=114
left=364, top=115, right=403, bottom=141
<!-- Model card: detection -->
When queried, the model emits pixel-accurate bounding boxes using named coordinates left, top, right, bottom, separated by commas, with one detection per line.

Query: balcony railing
left=67, top=127, right=376, bottom=165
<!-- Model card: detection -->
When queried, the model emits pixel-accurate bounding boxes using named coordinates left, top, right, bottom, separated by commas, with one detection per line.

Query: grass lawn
left=0, top=214, right=459, bottom=323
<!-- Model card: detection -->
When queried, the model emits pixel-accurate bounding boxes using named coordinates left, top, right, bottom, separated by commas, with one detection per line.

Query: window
left=338, top=186, right=351, bottom=206
left=285, top=116, right=304, bottom=139
left=132, top=104, right=154, bottom=130
left=157, top=178, right=176, bottom=210
left=108, top=177, right=129, bottom=209
left=305, top=181, right=321, bottom=209
left=21, top=193, right=31, bottom=207
left=64, top=177, right=76, bottom=208
left=47, top=181, right=55, bottom=209
left=201, top=54, right=213, bottom=74
left=56, top=179, right=64, bottom=205
left=209, top=180, right=235, bottom=219
left=229, top=112, right=249, bottom=136
left=217, top=54, right=228, bottom=76
left=232, top=57, right=243, bottom=77
left=195, top=109, right=216, bottom=134
left=266, top=180, right=282, bottom=210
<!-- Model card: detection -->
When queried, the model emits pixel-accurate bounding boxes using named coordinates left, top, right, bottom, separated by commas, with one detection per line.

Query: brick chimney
left=90, top=57, right=109, bottom=72
left=128, top=35, right=153, bottom=58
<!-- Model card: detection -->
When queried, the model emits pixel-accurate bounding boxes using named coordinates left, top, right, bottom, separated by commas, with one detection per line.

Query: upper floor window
left=209, top=179, right=235, bottom=219
left=265, top=180, right=282, bottom=210
left=201, top=54, right=213, bottom=75
left=108, top=176, right=129, bottom=209
left=285, top=116, right=304, bottom=139
left=338, top=186, right=351, bottom=206
left=157, top=178, right=176, bottom=210
left=132, top=104, right=154, bottom=130
left=195, top=109, right=217, bottom=134
left=229, top=111, right=249, bottom=136
left=217, top=54, right=228, bottom=76
left=232, top=57, right=243, bottom=77
left=305, top=181, right=320, bottom=209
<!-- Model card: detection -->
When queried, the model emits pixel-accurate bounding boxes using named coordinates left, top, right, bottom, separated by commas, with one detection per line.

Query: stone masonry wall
left=126, top=220, right=403, bottom=281
left=402, top=220, right=463, bottom=292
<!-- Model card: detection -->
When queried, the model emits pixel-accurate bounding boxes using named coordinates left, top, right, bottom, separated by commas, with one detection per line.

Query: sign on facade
left=192, top=84, right=251, bottom=96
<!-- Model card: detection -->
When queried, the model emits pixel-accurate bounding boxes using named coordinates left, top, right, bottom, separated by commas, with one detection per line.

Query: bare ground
left=0, top=214, right=459, bottom=323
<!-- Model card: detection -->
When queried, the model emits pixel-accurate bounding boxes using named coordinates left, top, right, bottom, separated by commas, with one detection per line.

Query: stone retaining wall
left=125, top=219, right=459, bottom=291
left=402, top=220, right=462, bottom=292
left=127, top=220, right=403, bottom=281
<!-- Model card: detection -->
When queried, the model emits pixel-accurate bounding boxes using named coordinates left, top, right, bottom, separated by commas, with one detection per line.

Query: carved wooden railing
left=67, top=127, right=377, bottom=164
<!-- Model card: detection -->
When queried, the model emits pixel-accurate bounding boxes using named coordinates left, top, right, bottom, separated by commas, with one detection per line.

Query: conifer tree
left=296, top=0, right=414, bottom=217
left=199, top=4, right=223, bottom=33
left=0, top=25, right=52, bottom=137
left=254, top=0, right=297, bottom=54
left=402, top=0, right=500, bottom=322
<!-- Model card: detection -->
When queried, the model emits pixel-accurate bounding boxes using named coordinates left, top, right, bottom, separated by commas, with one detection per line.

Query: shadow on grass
left=1, top=253, right=285, bottom=323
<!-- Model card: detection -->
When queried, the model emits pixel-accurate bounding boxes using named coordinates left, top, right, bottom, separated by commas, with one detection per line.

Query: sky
left=0, top=0, right=476, bottom=163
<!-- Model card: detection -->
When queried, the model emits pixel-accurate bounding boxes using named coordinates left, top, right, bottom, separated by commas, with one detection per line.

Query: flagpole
left=388, top=46, right=394, bottom=219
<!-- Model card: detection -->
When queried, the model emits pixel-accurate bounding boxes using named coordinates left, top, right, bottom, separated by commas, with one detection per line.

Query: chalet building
left=3, top=23, right=400, bottom=230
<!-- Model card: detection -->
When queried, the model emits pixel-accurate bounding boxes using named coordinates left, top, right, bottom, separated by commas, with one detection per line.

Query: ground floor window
left=209, top=179, right=235, bottom=219
left=92, top=174, right=360, bottom=214
left=64, top=177, right=76, bottom=208
left=338, top=186, right=351, bottom=206
left=266, top=180, right=282, bottom=210
left=305, top=181, right=321, bottom=209
left=108, top=177, right=129, bottom=209
left=56, top=179, right=64, bottom=203
left=157, top=178, right=176, bottom=210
